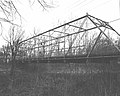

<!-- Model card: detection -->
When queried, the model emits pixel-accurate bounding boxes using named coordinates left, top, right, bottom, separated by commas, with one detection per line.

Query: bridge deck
left=20, top=54, right=120, bottom=64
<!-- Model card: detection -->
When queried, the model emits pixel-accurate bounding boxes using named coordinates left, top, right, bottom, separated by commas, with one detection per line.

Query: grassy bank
left=0, top=62, right=119, bottom=96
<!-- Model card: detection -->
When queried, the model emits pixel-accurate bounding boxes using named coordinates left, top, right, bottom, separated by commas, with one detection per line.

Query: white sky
left=0, top=0, right=120, bottom=47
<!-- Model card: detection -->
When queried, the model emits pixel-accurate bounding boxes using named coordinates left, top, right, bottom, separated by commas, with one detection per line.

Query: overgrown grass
left=0, top=62, right=119, bottom=96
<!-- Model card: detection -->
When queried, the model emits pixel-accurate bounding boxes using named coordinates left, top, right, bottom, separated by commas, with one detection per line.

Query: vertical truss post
left=64, top=26, right=66, bottom=57
left=57, top=38, right=60, bottom=56
left=48, top=32, right=51, bottom=63
left=63, top=25, right=66, bottom=63
left=49, top=31, right=50, bottom=58
left=85, top=18, right=88, bottom=51
left=34, top=37, right=36, bottom=58
left=38, top=37, right=40, bottom=58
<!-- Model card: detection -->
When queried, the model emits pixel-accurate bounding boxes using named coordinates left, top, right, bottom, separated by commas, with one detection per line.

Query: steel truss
left=19, top=14, right=120, bottom=61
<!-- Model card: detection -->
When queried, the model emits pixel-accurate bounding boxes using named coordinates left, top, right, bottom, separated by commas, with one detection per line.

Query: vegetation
left=0, top=62, right=119, bottom=96
left=0, top=35, right=120, bottom=96
left=1, top=33, right=120, bottom=61
left=0, top=34, right=120, bottom=96
left=0, top=1, right=119, bottom=96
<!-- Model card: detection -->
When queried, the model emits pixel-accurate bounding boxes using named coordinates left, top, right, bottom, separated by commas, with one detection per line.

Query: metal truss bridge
left=19, top=14, right=120, bottom=63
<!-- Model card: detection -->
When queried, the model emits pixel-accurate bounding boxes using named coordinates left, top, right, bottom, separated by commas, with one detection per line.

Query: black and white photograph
left=0, top=0, right=120, bottom=96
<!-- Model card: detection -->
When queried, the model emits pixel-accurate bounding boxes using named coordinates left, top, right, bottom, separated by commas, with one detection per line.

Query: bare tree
left=0, top=0, right=53, bottom=19
left=0, top=0, right=54, bottom=36
left=6, top=26, right=24, bottom=60
left=29, top=0, right=54, bottom=9
left=2, top=44, right=10, bottom=63
left=2, top=25, right=25, bottom=95
left=3, top=26, right=24, bottom=76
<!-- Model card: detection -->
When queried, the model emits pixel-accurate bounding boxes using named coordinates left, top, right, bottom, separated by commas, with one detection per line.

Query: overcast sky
left=0, top=0, right=120, bottom=47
